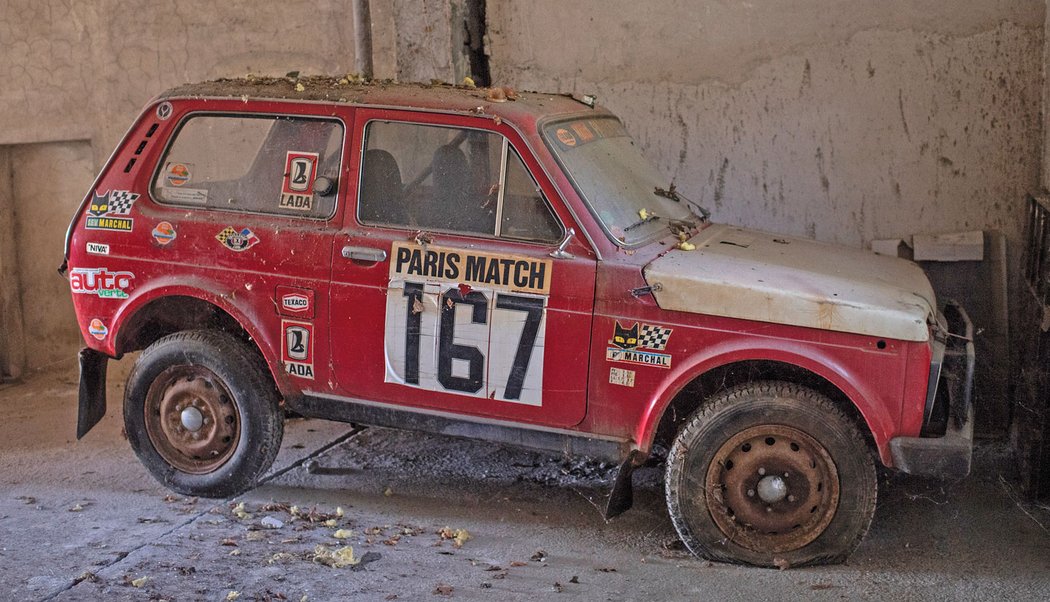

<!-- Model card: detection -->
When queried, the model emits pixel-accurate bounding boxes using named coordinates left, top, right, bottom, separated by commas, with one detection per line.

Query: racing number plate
left=383, top=242, right=550, bottom=406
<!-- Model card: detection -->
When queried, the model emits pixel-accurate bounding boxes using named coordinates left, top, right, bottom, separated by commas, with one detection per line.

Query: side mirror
left=549, top=228, right=575, bottom=259
left=314, top=176, right=337, bottom=197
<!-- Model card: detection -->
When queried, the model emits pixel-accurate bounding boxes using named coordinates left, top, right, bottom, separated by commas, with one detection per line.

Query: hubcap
left=705, top=425, right=840, bottom=554
left=143, top=365, right=240, bottom=474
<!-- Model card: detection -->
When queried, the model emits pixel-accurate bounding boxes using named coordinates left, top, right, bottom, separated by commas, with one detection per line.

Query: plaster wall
left=488, top=2, right=1044, bottom=257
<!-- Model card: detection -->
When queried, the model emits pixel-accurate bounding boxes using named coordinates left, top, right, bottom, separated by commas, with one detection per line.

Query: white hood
left=643, top=224, right=936, bottom=342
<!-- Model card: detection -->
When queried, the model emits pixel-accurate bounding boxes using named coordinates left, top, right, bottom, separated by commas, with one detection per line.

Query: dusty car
left=62, top=77, right=974, bottom=568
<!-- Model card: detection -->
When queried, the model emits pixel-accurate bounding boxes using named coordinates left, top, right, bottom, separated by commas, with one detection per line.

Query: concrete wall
left=488, top=2, right=1044, bottom=256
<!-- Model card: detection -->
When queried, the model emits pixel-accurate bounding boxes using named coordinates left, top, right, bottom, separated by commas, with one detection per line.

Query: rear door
left=326, top=109, right=596, bottom=428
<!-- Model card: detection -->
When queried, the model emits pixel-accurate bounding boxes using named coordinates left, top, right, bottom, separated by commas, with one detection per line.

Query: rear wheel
left=665, top=381, right=876, bottom=567
left=124, top=330, right=283, bottom=497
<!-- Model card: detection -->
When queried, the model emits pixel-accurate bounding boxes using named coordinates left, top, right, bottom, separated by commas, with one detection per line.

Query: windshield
left=543, top=117, right=694, bottom=246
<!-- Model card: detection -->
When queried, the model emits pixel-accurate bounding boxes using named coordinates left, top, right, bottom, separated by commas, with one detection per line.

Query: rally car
left=62, top=76, right=974, bottom=567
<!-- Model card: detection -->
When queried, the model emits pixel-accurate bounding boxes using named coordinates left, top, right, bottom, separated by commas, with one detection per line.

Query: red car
left=62, top=77, right=974, bottom=567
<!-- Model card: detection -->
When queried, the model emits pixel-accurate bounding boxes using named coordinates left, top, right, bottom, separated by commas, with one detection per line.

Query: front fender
left=633, top=340, right=897, bottom=466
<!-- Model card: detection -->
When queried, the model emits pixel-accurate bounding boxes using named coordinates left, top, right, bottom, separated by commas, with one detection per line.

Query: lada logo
left=69, top=267, right=135, bottom=299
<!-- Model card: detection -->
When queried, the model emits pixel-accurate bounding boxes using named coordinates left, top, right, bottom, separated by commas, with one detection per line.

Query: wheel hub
left=705, top=424, right=840, bottom=554
left=143, top=365, right=240, bottom=475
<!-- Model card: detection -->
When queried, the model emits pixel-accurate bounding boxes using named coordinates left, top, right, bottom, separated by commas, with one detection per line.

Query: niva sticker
left=70, top=267, right=134, bottom=299
left=86, top=242, right=110, bottom=255
left=85, top=190, right=139, bottom=232
left=282, top=320, right=314, bottom=379
left=216, top=227, right=260, bottom=252
left=606, top=321, right=673, bottom=369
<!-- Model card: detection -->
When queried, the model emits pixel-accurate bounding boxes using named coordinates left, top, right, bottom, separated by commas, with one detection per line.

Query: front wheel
left=664, top=381, right=877, bottom=567
left=124, top=330, right=283, bottom=498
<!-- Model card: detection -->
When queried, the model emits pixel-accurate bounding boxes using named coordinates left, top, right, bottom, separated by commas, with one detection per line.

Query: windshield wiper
left=624, top=213, right=661, bottom=232
left=655, top=184, right=711, bottom=221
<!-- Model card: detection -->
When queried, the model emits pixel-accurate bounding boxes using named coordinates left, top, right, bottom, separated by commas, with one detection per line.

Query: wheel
left=124, top=330, right=283, bottom=497
left=664, top=381, right=876, bottom=567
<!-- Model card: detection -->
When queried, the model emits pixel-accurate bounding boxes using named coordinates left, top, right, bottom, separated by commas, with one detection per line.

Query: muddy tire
left=665, top=381, right=876, bottom=567
left=124, top=330, right=283, bottom=498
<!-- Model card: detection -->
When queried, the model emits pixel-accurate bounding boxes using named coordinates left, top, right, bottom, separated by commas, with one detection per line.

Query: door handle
left=341, top=246, right=388, bottom=263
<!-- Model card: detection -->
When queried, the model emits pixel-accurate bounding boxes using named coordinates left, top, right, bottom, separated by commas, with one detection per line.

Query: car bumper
left=889, top=300, right=975, bottom=478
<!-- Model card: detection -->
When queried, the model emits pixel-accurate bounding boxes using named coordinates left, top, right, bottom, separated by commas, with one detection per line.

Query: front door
left=327, top=110, right=596, bottom=428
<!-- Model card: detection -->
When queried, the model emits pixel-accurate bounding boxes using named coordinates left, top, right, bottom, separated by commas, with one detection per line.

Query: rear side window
left=151, top=115, right=343, bottom=219
left=358, top=120, right=562, bottom=243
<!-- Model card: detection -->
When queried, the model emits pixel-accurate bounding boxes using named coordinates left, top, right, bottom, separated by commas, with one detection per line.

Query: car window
left=358, top=120, right=562, bottom=243
left=151, top=115, right=343, bottom=219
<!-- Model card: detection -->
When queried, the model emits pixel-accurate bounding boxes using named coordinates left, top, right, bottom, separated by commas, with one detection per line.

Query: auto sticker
left=86, top=242, right=110, bottom=255
left=152, top=221, right=176, bottom=246
left=69, top=267, right=134, bottom=299
left=164, top=162, right=192, bottom=187
left=384, top=242, right=550, bottom=406
left=215, top=227, right=260, bottom=252
left=279, top=151, right=318, bottom=211
left=282, top=320, right=314, bottom=379
left=88, top=318, right=108, bottom=340
left=85, top=190, right=139, bottom=232
left=606, top=321, right=673, bottom=368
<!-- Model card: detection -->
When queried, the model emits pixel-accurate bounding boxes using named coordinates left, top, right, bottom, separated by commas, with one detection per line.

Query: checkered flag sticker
left=106, top=190, right=140, bottom=215
left=638, top=324, right=672, bottom=350
left=216, top=227, right=237, bottom=244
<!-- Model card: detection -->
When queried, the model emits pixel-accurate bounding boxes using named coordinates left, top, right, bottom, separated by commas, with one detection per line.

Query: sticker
left=605, top=321, right=673, bottom=369
left=279, top=151, right=318, bottom=211
left=152, top=221, right=176, bottom=245
left=390, top=242, right=551, bottom=295
left=165, top=163, right=192, bottom=187
left=156, top=101, right=173, bottom=120
left=282, top=294, right=310, bottom=312
left=86, top=242, right=110, bottom=255
left=555, top=128, right=577, bottom=147
left=85, top=190, right=139, bottom=232
left=160, top=187, right=208, bottom=204
left=282, top=320, right=314, bottom=379
left=216, top=227, right=260, bottom=252
left=609, top=367, right=635, bottom=387
left=69, top=267, right=134, bottom=299
left=570, top=122, right=595, bottom=143
left=88, top=319, right=108, bottom=341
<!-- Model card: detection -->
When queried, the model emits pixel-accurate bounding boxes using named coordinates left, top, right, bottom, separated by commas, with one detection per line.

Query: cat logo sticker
left=606, top=321, right=673, bottom=368
left=279, top=151, right=318, bottom=211
left=282, top=320, right=314, bottom=379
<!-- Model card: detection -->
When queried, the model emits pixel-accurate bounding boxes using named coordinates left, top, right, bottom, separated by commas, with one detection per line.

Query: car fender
left=634, top=339, right=896, bottom=466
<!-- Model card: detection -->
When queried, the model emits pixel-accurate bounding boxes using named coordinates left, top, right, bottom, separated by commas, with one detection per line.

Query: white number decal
left=384, top=280, right=546, bottom=405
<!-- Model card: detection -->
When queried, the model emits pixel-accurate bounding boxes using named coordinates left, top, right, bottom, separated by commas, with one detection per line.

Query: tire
left=665, top=381, right=877, bottom=567
left=123, top=329, right=283, bottom=498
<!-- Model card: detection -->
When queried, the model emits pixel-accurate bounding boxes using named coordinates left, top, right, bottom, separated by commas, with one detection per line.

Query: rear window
left=151, top=114, right=343, bottom=219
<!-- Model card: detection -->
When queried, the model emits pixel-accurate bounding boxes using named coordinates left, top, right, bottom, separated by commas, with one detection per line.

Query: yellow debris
left=312, top=544, right=360, bottom=568
left=131, top=576, right=149, bottom=588
left=677, top=241, right=696, bottom=251
left=294, top=82, right=305, bottom=93
left=383, top=487, right=393, bottom=497
left=638, top=208, right=650, bottom=220
left=453, top=529, right=472, bottom=548
left=333, top=529, right=353, bottom=539
left=462, top=76, right=476, bottom=88
left=226, top=591, right=241, bottom=601
left=324, top=519, right=337, bottom=528
left=336, top=507, right=345, bottom=517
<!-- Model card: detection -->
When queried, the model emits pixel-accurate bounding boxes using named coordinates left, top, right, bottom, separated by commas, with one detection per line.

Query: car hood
left=643, top=224, right=936, bottom=342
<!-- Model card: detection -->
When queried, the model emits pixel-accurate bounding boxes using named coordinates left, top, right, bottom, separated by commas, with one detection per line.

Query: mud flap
left=604, top=451, right=642, bottom=519
left=77, top=348, right=109, bottom=439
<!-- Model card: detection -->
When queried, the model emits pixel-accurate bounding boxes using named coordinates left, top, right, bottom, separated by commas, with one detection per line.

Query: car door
left=326, top=109, right=596, bottom=428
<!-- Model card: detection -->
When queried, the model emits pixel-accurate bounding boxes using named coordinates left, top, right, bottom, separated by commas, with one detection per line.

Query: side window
left=151, top=115, right=343, bottom=219
left=359, top=121, right=562, bottom=243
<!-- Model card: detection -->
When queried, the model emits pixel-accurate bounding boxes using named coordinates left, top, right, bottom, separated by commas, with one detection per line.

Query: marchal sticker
left=282, top=320, right=314, bottom=379
left=88, top=318, right=108, bottom=341
left=85, top=190, right=139, bottom=232
left=152, top=221, right=176, bottom=246
left=216, top=227, right=260, bottom=252
left=69, top=267, right=134, bottom=299
left=606, top=321, right=673, bottom=369
left=279, top=151, right=318, bottom=211
left=86, top=242, right=110, bottom=256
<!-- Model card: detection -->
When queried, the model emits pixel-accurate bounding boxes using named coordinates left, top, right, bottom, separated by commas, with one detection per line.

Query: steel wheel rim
left=704, top=424, right=840, bottom=554
left=143, top=365, right=240, bottom=475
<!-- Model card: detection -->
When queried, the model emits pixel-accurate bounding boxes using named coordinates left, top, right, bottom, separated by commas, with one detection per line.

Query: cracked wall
left=489, top=2, right=1044, bottom=260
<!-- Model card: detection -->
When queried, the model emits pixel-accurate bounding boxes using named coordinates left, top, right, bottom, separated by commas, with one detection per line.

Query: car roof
left=158, top=76, right=605, bottom=125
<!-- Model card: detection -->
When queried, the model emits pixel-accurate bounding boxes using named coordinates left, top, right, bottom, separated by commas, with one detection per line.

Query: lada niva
left=62, top=77, right=975, bottom=567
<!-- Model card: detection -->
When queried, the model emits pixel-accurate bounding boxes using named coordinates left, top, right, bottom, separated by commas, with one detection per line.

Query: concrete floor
left=2, top=359, right=1050, bottom=602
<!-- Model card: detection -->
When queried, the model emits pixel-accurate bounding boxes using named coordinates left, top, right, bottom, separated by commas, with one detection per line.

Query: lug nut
left=766, top=506, right=772, bottom=513
left=758, top=467, right=766, bottom=476
left=788, top=495, right=796, bottom=502
left=747, top=489, right=755, bottom=497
